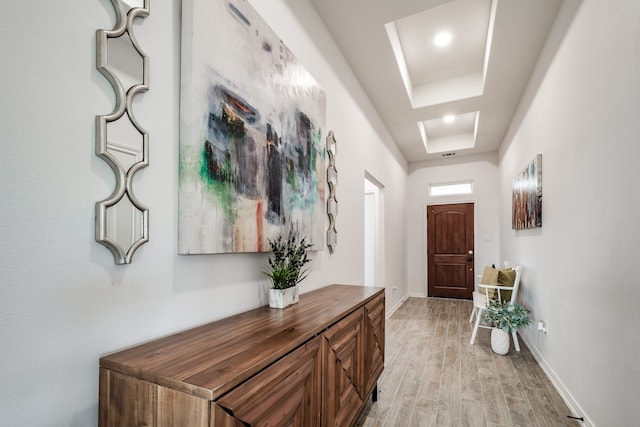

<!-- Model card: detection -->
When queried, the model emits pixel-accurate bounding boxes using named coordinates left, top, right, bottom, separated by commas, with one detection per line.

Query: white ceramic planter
left=269, top=286, right=299, bottom=309
left=491, top=328, right=510, bottom=355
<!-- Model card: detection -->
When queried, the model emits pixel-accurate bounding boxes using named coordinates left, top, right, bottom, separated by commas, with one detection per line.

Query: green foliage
left=264, top=231, right=312, bottom=289
left=482, top=300, right=531, bottom=333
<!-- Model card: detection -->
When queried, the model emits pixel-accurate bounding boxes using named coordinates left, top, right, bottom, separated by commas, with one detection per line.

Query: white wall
left=406, top=153, right=501, bottom=296
left=0, top=1, right=407, bottom=425
left=498, top=0, right=640, bottom=425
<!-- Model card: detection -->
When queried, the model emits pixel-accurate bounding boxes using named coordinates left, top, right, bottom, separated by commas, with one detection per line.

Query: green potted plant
left=482, top=300, right=531, bottom=354
left=264, top=231, right=312, bottom=308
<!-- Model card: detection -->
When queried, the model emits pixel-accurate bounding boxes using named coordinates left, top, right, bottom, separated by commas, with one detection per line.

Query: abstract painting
left=512, top=154, right=542, bottom=230
left=179, top=0, right=326, bottom=254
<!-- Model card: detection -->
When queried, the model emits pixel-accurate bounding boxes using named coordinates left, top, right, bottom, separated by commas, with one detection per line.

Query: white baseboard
left=519, top=334, right=594, bottom=426
left=408, top=292, right=427, bottom=298
left=386, top=293, right=410, bottom=318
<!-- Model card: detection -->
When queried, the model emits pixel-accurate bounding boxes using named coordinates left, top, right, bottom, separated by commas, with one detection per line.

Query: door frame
left=364, top=183, right=379, bottom=287
left=424, top=199, right=477, bottom=297
left=364, top=173, right=385, bottom=288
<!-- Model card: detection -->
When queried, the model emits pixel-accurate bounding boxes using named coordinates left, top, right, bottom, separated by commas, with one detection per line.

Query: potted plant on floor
left=264, top=231, right=312, bottom=308
left=482, top=300, right=531, bottom=355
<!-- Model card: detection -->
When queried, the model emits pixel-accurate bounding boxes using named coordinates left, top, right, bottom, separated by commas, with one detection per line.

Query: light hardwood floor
left=357, top=297, right=579, bottom=427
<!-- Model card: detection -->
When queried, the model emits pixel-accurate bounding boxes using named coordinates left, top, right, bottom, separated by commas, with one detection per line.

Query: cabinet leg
left=372, top=384, right=378, bottom=402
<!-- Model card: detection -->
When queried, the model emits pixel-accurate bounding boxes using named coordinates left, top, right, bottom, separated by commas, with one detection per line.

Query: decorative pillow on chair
left=479, top=266, right=499, bottom=299
left=497, top=268, right=516, bottom=301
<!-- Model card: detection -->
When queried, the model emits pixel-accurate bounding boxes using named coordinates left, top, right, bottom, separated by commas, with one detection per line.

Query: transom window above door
left=429, top=180, right=473, bottom=197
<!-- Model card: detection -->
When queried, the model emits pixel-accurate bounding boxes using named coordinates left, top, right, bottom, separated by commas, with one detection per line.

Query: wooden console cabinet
left=99, top=285, right=385, bottom=426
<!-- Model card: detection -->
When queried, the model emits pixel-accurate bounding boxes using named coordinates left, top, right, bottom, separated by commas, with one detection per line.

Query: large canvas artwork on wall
left=179, top=0, right=326, bottom=254
left=512, top=154, right=542, bottom=230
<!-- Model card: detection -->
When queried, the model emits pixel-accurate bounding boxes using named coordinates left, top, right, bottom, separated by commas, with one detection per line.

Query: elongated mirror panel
left=96, top=0, right=149, bottom=264
left=106, top=115, right=144, bottom=173
left=326, top=131, right=338, bottom=253
left=107, top=34, right=144, bottom=91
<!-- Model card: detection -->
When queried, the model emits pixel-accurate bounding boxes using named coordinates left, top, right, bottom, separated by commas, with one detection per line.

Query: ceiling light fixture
left=443, top=114, right=455, bottom=123
left=434, top=31, right=452, bottom=47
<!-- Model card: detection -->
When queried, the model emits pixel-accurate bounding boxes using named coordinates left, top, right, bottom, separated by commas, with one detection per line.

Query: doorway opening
left=364, top=174, right=384, bottom=287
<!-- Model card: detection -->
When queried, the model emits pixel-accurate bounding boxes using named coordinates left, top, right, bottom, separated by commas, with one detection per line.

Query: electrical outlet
left=537, top=321, right=548, bottom=334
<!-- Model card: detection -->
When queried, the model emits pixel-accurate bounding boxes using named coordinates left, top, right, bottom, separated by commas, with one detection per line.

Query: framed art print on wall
left=512, top=154, right=542, bottom=230
left=179, top=0, right=327, bottom=254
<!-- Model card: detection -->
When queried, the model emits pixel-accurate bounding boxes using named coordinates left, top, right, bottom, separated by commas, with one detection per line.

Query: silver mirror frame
left=96, top=0, right=150, bottom=264
left=326, top=131, right=338, bottom=253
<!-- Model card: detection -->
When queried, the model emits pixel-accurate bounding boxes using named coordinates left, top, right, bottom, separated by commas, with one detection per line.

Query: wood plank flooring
left=356, top=297, right=579, bottom=427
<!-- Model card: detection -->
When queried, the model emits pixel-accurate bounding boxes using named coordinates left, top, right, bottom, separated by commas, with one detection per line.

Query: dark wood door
left=427, top=203, right=474, bottom=299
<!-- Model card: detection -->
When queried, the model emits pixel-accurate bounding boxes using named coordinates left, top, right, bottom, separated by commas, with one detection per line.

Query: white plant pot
left=269, top=286, right=299, bottom=309
left=491, top=328, right=510, bottom=355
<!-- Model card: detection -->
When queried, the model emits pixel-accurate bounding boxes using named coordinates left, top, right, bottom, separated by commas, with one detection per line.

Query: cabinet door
left=322, top=308, right=364, bottom=427
left=363, top=293, right=385, bottom=397
left=215, top=336, right=321, bottom=426
left=211, top=403, right=245, bottom=427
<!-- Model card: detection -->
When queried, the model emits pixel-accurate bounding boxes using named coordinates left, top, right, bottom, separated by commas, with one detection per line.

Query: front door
left=427, top=203, right=474, bottom=299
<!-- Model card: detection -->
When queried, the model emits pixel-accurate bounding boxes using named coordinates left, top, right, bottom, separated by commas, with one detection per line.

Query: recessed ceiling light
left=434, top=31, right=452, bottom=47
left=443, top=114, right=455, bottom=123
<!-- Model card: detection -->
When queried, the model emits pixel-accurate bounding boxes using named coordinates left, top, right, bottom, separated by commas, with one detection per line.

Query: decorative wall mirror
left=96, top=0, right=150, bottom=264
left=326, top=131, right=338, bottom=253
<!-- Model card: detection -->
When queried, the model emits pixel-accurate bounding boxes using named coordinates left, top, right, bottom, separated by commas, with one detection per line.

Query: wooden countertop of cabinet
left=100, top=284, right=385, bottom=401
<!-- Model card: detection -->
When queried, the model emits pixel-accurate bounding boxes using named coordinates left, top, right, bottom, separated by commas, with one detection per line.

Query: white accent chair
left=469, top=265, right=523, bottom=351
